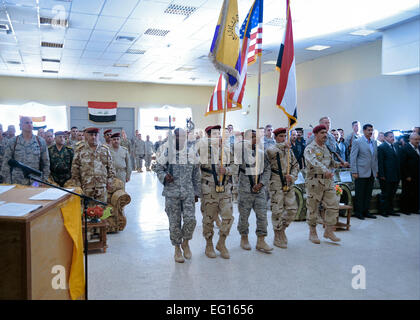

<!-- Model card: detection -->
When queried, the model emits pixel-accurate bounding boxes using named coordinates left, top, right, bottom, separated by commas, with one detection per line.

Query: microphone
left=8, top=159, right=42, bottom=178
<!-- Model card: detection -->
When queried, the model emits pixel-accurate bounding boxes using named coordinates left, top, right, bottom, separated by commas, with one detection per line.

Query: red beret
left=273, top=127, right=287, bottom=135
left=85, top=127, right=99, bottom=134
left=104, top=129, right=112, bottom=135
left=313, top=124, right=327, bottom=134
left=205, top=125, right=221, bottom=134
left=110, top=132, right=120, bottom=138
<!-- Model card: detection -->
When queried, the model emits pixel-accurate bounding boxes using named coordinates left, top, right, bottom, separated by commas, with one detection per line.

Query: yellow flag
left=209, top=0, right=240, bottom=88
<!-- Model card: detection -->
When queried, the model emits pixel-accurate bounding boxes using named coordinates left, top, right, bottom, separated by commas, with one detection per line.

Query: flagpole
left=219, top=79, right=228, bottom=189
left=255, top=41, right=263, bottom=185
left=284, top=125, right=291, bottom=191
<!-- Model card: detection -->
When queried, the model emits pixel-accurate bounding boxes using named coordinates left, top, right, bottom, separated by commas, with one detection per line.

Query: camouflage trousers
left=269, top=181, right=298, bottom=230
left=145, top=154, right=152, bottom=168
left=165, top=196, right=197, bottom=246
left=135, top=155, right=144, bottom=169
left=237, top=191, right=268, bottom=236
left=201, top=182, right=234, bottom=239
left=83, top=186, right=107, bottom=205
left=305, top=177, right=338, bottom=226
left=232, top=174, right=239, bottom=198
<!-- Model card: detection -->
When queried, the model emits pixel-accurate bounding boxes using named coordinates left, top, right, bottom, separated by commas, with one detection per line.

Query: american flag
left=206, top=0, right=263, bottom=115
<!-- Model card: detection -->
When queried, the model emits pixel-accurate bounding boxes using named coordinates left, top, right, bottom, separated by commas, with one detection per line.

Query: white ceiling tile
left=40, top=47, right=62, bottom=59
left=85, top=41, right=109, bottom=51
left=101, top=0, right=140, bottom=18
left=65, top=28, right=93, bottom=41
left=71, top=0, right=105, bottom=15
left=64, top=39, right=87, bottom=50
left=119, top=18, right=150, bottom=34
left=61, top=49, right=83, bottom=57
left=7, top=5, right=38, bottom=25
left=101, top=51, right=123, bottom=60
left=129, top=1, right=169, bottom=20
left=95, top=15, right=126, bottom=32
left=69, top=12, right=99, bottom=29
left=90, top=30, right=117, bottom=42
left=106, top=42, right=131, bottom=53
left=81, top=50, right=104, bottom=59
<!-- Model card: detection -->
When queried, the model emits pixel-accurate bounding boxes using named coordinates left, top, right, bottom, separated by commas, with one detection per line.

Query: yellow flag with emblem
left=209, top=0, right=241, bottom=89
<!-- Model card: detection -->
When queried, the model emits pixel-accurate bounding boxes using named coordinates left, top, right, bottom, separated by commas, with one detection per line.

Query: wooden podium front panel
left=30, top=206, right=73, bottom=300
left=0, top=186, right=77, bottom=300
left=0, top=221, right=29, bottom=299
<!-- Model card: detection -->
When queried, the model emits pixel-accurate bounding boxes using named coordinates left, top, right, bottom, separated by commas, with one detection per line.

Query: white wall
left=0, top=77, right=218, bottom=132
left=227, top=40, right=420, bottom=134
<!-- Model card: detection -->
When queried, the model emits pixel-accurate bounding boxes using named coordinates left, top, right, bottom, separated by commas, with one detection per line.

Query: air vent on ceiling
left=144, top=28, right=170, bottom=37
left=164, top=4, right=198, bottom=16
left=43, top=70, right=59, bottom=73
left=39, top=17, right=68, bottom=28
left=265, top=18, right=286, bottom=27
left=113, top=63, right=129, bottom=68
left=126, top=49, right=146, bottom=55
left=104, top=73, right=118, bottom=77
left=41, top=41, right=63, bottom=48
left=92, top=72, right=103, bottom=75
left=7, top=60, right=21, bottom=65
left=0, top=23, right=11, bottom=33
left=159, top=76, right=172, bottom=80
left=42, top=58, right=60, bottom=63
left=176, top=66, right=195, bottom=72
left=116, top=35, right=136, bottom=42
left=189, top=77, right=198, bottom=81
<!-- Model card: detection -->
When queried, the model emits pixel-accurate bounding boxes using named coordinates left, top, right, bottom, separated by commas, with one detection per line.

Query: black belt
left=309, top=174, right=325, bottom=178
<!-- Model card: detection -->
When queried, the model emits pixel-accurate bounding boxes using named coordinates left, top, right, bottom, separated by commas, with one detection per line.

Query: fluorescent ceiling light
left=305, top=45, right=331, bottom=51
left=113, top=63, right=130, bottom=68
left=349, top=29, right=377, bottom=36
left=264, top=60, right=277, bottom=65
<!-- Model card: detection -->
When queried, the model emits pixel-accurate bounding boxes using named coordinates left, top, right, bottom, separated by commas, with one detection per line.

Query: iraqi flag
left=88, top=101, right=117, bottom=122
left=275, top=0, right=297, bottom=128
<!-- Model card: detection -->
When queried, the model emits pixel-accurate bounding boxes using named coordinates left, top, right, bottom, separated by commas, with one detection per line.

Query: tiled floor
left=88, top=171, right=420, bottom=300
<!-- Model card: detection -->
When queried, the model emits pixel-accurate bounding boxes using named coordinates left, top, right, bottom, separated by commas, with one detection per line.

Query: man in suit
left=377, top=131, right=401, bottom=217
left=350, top=124, right=378, bottom=220
left=399, top=133, right=420, bottom=214
left=345, top=121, right=362, bottom=156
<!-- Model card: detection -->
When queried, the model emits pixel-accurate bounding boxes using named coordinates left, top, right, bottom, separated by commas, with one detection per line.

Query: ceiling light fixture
left=305, top=45, right=331, bottom=51
left=349, top=29, right=377, bottom=36
left=263, top=60, right=277, bottom=65
left=113, top=63, right=130, bottom=68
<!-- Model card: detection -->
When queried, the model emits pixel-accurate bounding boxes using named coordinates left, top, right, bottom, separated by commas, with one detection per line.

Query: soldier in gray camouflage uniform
left=154, top=128, right=201, bottom=263
left=236, top=130, right=273, bottom=253
left=1, top=117, right=50, bottom=185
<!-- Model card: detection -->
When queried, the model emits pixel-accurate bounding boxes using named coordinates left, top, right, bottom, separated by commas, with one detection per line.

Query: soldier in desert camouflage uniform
left=48, top=131, right=74, bottom=187
left=154, top=128, right=200, bottom=263
left=195, top=125, right=238, bottom=259
left=266, top=128, right=299, bottom=249
left=236, top=130, right=273, bottom=253
left=70, top=127, right=115, bottom=203
left=0, top=124, right=8, bottom=183
left=133, top=133, right=146, bottom=172
left=1, top=116, right=50, bottom=185
left=109, top=132, right=131, bottom=188
left=304, top=124, right=348, bottom=244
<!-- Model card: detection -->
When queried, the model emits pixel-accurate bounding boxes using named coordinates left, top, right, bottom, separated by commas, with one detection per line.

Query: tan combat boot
left=256, top=236, right=273, bottom=253
left=274, top=229, right=288, bottom=249
left=216, top=235, right=230, bottom=259
left=205, top=237, right=217, bottom=258
left=174, top=245, right=185, bottom=263
left=181, top=239, right=192, bottom=259
left=324, top=225, right=341, bottom=242
left=240, top=235, right=251, bottom=250
left=309, top=226, right=321, bottom=244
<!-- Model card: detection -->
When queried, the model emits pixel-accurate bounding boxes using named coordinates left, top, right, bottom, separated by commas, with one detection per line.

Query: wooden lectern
left=0, top=186, right=84, bottom=300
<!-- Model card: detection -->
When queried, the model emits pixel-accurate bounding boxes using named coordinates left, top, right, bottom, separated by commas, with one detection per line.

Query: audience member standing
left=48, top=131, right=74, bottom=187
left=1, top=117, right=50, bottom=185
left=346, top=120, right=362, bottom=155
left=134, top=133, right=146, bottom=172
left=350, top=124, right=378, bottom=220
left=263, top=124, right=275, bottom=150
left=290, top=129, right=305, bottom=169
left=399, top=133, right=420, bottom=214
left=6, top=125, right=16, bottom=139
left=0, top=124, right=7, bottom=183
left=377, top=131, right=400, bottom=217
left=145, top=135, right=154, bottom=171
